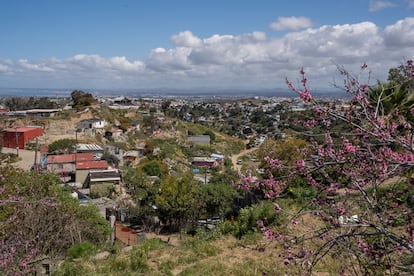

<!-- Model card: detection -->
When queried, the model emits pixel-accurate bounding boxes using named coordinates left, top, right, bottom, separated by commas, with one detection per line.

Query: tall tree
left=369, top=64, right=414, bottom=123
left=71, top=90, right=96, bottom=110
left=156, top=173, right=199, bottom=236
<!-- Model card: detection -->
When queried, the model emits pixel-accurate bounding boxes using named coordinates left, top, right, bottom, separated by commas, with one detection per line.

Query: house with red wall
left=2, top=127, right=44, bottom=149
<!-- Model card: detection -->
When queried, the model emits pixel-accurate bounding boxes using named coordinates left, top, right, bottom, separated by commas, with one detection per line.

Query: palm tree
left=369, top=73, right=414, bottom=124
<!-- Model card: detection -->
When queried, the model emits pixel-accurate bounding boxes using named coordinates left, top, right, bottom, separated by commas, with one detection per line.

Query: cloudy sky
left=0, top=0, right=413, bottom=91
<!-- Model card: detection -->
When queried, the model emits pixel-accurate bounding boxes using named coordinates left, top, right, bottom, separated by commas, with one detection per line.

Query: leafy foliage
left=139, top=159, right=165, bottom=177
left=47, top=138, right=77, bottom=153
left=197, top=182, right=239, bottom=219
left=156, top=173, right=200, bottom=233
left=3, top=97, right=58, bottom=111
left=101, top=151, right=120, bottom=166
left=242, top=60, right=414, bottom=275
left=67, top=242, right=98, bottom=259
left=71, top=90, right=96, bottom=110
left=219, top=201, right=284, bottom=239
left=0, top=166, right=110, bottom=275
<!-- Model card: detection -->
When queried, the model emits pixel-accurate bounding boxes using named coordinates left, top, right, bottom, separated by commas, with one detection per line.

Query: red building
left=2, top=127, right=44, bottom=149
left=192, top=157, right=217, bottom=167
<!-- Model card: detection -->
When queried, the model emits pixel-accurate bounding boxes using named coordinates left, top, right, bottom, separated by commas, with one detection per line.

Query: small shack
left=84, top=169, right=122, bottom=198
left=76, top=160, right=109, bottom=185
left=2, top=127, right=44, bottom=149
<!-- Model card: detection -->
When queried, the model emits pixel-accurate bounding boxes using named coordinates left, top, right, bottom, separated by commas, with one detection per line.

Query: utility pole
left=15, top=128, right=19, bottom=157
left=75, top=129, right=78, bottom=182
left=33, top=137, right=38, bottom=172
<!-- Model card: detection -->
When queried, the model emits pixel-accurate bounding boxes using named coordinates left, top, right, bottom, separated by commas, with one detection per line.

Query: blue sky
left=0, top=0, right=413, bottom=91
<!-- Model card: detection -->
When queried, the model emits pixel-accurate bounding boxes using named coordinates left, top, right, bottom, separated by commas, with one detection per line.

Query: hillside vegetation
left=1, top=60, right=414, bottom=275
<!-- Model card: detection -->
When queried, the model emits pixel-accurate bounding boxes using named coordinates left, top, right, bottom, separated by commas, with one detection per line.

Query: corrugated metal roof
left=77, top=143, right=104, bottom=151
left=3, top=127, right=44, bottom=133
left=76, top=160, right=108, bottom=170
left=88, top=169, right=121, bottom=181
left=47, top=153, right=94, bottom=164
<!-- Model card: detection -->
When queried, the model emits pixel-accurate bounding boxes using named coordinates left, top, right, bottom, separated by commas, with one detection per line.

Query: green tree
left=197, top=182, right=239, bottom=219
left=101, top=151, right=120, bottom=166
left=48, top=138, right=77, bottom=153
left=156, top=173, right=200, bottom=236
left=203, top=130, right=216, bottom=143
left=0, top=166, right=110, bottom=274
left=257, top=138, right=308, bottom=169
left=387, top=63, right=414, bottom=88
left=71, top=90, right=96, bottom=110
left=369, top=80, right=414, bottom=124
left=141, top=160, right=162, bottom=177
left=161, top=100, right=171, bottom=114
left=123, top=167, right=157, bottom=206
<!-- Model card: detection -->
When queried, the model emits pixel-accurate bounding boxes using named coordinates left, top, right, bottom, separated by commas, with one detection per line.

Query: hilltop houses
left=77, top=118, right=108, bottom=136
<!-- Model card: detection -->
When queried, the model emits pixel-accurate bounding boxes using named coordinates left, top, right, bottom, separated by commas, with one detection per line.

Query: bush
left=53, top=260, right=88, bottom=276
left=220, top=201, right=284, bottom=239
left=67, top=242, right=98, bottom=259
left=129, top=245, right=149, bottom=272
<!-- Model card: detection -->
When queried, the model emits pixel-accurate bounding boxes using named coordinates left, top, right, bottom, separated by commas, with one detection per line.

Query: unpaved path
left=2, top=147, right=37, bottom=170
left=231, top=147, right=258, bottom=172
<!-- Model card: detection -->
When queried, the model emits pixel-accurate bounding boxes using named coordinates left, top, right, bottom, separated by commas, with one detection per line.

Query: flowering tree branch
left=240, top=59, right=414, bottom=274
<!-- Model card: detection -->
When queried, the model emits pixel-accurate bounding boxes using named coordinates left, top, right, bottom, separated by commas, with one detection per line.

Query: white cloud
left=270, top=16, right=314, bottom=31
left=369, top=0, right=396, bottom=12
left=284, top=22, right=383, bottom=60
left=384, top=17, right=414, bottom=47
left=0, top=64, right=10, bottom=73
left=146, top=47, right=192, bottom=72
left=0, top=59, right=14, bottom=74
left=1, top=17, right=414, bottom=89
left=67, top=54, right=144, bottom=74
left=171, top=31, right=202, bottom=47
left=18, top=59, right=55, bottom=72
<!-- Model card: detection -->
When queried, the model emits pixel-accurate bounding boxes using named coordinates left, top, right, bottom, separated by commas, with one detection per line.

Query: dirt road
left=2, top=147, right=37, bottom=171
left=231, top=147, right=258, bottom=172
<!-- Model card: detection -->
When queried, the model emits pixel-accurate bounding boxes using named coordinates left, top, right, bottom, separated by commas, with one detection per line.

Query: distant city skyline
left=0, top=0, right=413, bottom=91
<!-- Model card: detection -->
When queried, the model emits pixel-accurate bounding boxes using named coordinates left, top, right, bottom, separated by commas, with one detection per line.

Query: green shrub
left=220, top=201, right=284, bottom=239
left=53, top=260, right=88, bottom=276
left=67, top=242, right=98, bottom=259
left=129, top=245, right=149, bottom=272
left=90, top=183, right=115, bottom=198
left=107, top=256, right=129, bottom=273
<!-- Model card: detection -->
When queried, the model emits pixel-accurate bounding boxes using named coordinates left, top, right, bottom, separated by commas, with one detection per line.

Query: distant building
left=25, top=109, right=61, bottom=118
left=188, top=135, right=211, bottom=145
left=2, top=127, right=44, bottom=149
left=192, top=157, right=217, bottom=167
left=84, top=169, right=122, bottom=197
left=76, top=143, right=104, bottom=160
left=77, top=118, right=107, bottom=136
left=45, top=152, right=95, bottom=183
left=210, top=153, right=224, bottom=162
left=77, top=118, right=108, bottom=130
left=122, top=150, right=140, bottom=165
left=76, top=160, right=109, bottom=185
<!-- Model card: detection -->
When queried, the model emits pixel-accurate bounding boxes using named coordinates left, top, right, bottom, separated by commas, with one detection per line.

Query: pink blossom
left=396, top=247, right=404, bottom=255
left=342, top=141, right=357, bottom=154
left=264, top=156, right=282, bottom=169
left=274, top=203, right=282, bottom=212
left=299, top=89, right=312, bottom=102
left=295, top=159, right=305, bottom=169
